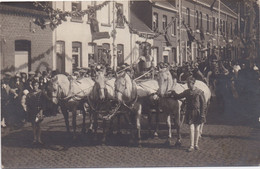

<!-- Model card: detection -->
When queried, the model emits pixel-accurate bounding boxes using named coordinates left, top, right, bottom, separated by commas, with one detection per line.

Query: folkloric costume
left=173, top=87, right=206, bottom=125
left=26, top=89, right=44, bottom=123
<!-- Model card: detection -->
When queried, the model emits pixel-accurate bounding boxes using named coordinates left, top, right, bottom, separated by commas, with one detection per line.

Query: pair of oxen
left=47, top=68, right=211, bottom=147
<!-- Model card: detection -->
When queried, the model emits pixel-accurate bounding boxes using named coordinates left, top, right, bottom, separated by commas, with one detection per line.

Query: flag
left=210, top=0, right=217, bottom=10
left=90, top=18, right=110, bottom=41
left=187, top=27, right=195, bottom=45
left=90, top=18, right=99, bottom=33
left=164, top=33, right=172, bottom=46
left=92, top=32, right=110, bottom=41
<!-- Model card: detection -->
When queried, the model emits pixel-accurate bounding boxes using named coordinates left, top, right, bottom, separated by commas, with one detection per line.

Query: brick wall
left=1, top=5, right=53, bottom=74
left=152, top=6, right=178, bottom=64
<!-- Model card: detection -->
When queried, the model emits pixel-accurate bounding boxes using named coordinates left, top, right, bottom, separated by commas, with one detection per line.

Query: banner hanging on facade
left=90, top=18, right=110, bottom=41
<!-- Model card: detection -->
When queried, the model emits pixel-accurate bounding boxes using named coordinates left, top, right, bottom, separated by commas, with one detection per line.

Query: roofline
left=0, top=4, right=47, bottom=17
left=149, top=0, right=237, bottom=19
left=196, top=0, right=238, bottom=19
left=132, top=31, right=155, bottom=35
left=153, top=2, right=178, bottom=13
left=220, top=1, right=238, bottom=17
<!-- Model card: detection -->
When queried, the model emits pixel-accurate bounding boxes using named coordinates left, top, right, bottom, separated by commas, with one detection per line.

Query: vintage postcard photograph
left=1, top=0, right=260, bottom=168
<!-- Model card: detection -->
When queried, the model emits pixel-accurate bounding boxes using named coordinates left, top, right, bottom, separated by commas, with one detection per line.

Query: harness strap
left=121, top=79, right=138, bottom=111
left=62, top=79, right=92, bottom=101
left=134, top=69, right=153, bottom=81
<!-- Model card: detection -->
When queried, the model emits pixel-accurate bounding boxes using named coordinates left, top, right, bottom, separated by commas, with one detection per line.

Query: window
left=171, top=17, right=176, bottom=36
left=72, top=42, right=82, bottom=70
left=88, top=42, right=96, bottom=66
left=101, top=43, right=111, bottom=65
left=56, top=41, right=65, bottom=73
left=117, top=44, right=124, bottom=66
left=172, top=47, right=177, bottom=64
left=196, top=11, right=199, bottom=29
left=162, top=15, right=167, bottom=30
left=230, top=23, right=233, bottom=36
left=206, top=14, right=209, bottom=32
left=192, top=43, right=197, bottom=61
left=152, top=47, right=159, bottom=65
left=200, top=12, right=203, bottom=28
left=101, top=3, right=110, bottom=26
left=116, top=3, right=124, bottom=27
left=223, top=21, right=226, bottom=35
left=163, top=55, right=168, bottom=63
left=71, top=1, right=82, bottom=21
left=197, top=42, right=201, bottom=59
left=212, top=17, right=215, bottom=32
left=226, top=22, right=228, bottom=36
left=217, top=18, right=219, bottom=34
left=226, top=22, right=229, bottom=36
left=153, top=12, right=158, bottom=31
left=220, top=20, right=222, bottom=33
left=186, top=8, right=190, bottom=26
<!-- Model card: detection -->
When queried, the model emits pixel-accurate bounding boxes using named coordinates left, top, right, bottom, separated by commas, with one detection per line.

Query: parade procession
left=1, top=0, right=260, bottom=168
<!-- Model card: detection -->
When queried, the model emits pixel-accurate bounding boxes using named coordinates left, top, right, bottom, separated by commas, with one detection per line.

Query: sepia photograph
left=0, top=0, right=260, bottom=168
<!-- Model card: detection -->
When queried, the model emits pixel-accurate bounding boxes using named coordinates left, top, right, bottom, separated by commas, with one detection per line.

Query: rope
left=62, top=82, right=93, bottom=101
left=102, top=103, right=121, bottom=120
left=134, top=69, right=153, bottom=81
left=116, top=65, right=132, bottom=74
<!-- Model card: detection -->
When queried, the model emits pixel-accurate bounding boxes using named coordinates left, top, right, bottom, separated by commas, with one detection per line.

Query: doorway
left=15, top=40, right=31, bottom=73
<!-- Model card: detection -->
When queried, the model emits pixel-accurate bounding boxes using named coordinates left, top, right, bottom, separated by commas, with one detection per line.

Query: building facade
left=1, top=1, right=242, bottom=75
left=131, top=0, right=178, bottom=66
left=0, top=3, right=54, bottom=74
left=131, top=0, right=238, bottom=66
left=53, top=1, right=132, bottom=74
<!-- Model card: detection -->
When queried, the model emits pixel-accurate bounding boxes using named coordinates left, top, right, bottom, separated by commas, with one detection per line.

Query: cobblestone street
left=1, top=99, right=260, bottom=168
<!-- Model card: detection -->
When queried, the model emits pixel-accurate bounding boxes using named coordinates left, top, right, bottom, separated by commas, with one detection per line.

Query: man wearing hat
left=20, top=72, right=27, bottom=87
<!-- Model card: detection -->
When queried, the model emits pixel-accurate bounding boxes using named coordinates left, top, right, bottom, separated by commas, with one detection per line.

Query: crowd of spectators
left=2, top=57, right=260, bottom=128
